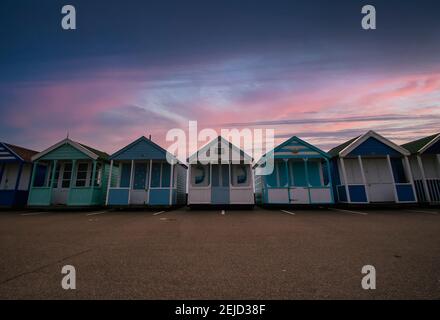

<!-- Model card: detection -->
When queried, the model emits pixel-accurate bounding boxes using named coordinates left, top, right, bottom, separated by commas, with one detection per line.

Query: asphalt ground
left=0, top=206, right=439, bottom=299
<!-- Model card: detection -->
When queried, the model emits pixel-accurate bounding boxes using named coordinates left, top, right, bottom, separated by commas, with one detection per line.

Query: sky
left=1, top=0, right=440, bottom=156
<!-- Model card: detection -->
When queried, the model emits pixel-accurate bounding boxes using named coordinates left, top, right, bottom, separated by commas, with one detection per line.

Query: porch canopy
left=329, top=130, right=417, bottom=204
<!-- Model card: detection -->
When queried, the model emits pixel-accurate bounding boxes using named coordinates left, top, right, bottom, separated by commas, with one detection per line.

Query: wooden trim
left=357, top=156, right=370, bottom=203
left=417, top=155, right=431, bottom=202
left=105, top=160, right=113, bottom=205
left=386, top=155, right=399, bottom=203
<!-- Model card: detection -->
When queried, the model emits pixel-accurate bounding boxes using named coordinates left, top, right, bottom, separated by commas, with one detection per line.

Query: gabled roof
left=401, top=133, right=440, bottom=154
left=110, top=136, right=187, bottom=167
left=254, top=136, right=330, bottom=167
left=1, top=142, right=39, bottom=162
left=32, top=138, right=109, bottom=162
left=328, top=136, right=359, bottom=157
left=328, top=130, right=410, bottom=158
left=188, top=136, right=253, bottom=164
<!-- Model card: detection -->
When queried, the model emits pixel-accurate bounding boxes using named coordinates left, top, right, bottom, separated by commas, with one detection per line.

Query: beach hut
left=402, top=133, right=440, bottom=204
left=187, top=136, right=254, bottom=206
left=328, top=130, right=417, bottom=204
left=0, top=142, right=41, bottom=207
left=106, top=136, right=187, bottom=207
left=254, top=136, right=334, bottom=205
left=27, top=138, right=111, bottom=207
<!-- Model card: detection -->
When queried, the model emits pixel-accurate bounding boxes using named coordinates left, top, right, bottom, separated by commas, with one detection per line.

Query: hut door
left=52, top=162, right=72, bottom=205
left=363, top=158, right=395, bottom=202
left=211, top=164, right=230, bottom=204
left=131, top=162, right=148, bottom=205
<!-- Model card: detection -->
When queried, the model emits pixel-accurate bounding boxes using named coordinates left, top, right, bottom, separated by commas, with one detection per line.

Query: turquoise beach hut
left=106, top=136, right=187, bottom=207
left=254, top=136, right=334, bottom=205
left=0, top=142, right=40, bottom=207
left=329, top=130, right=417, bottom=204
left=402, top=133, right=440, bottom=204
left=28, top=138, right=111, bottom=207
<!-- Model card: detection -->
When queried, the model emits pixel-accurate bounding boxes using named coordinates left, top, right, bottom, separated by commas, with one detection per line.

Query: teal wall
left=39, top=143, right=91, bottom=161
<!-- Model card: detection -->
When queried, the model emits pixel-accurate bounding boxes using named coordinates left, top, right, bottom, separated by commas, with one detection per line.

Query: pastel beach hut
left=401, top=133, right=440, bottom=204
left=187, top=136, right=254, bottom=206
left=27, top=138, right=111, bottom=207
left=328, top=130, right=417, bottom=204
left=0, top=142, right=41, bottom=207
left=254, top=136, right=334, bottom=205
left=106, top=136, right=187, bottom=207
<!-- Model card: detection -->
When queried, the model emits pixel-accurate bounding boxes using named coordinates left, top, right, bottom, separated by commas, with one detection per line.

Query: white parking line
left=20, top=212, right=47, bottom=216
left=153, top=211, right=166, bottom=216
left=281, top=210, right=296, bottom=215
left=406, top=209, right=439, bottom=215
left=221, top=210, right=225, bottom=215
left=330, top=208, right=368, bottom=216
left=86, top=211, right=108, bottom=216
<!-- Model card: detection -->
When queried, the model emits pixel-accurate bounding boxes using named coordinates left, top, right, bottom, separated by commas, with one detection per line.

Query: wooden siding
left=348, top=137, right=401, bottom=157
left=39, top=143, right=91, bottom=161
left=111, top=138, right=167, bottom=160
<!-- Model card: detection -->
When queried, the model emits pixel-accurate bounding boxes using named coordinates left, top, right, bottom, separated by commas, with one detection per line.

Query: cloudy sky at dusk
left=1, top=0, right=440, bottom=155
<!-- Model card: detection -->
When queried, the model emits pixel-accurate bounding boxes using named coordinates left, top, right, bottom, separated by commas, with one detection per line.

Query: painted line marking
left=281, top=210, right=296, bottom=215
left=153, top=211, right=166, bottom=216
left=221, top=210, right=225, bottom=215
left=406, top=209, right=439, bottom=215
left=330, top=208, right=368, bottom=216
left=86, top=211, right=108, bottom=216
left=20, top=212, right=47, bottom=216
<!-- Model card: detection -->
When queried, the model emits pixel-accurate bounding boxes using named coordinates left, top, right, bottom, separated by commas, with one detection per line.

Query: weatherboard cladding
left=274, top=138, right=327, bottom=158
left=39, top=143, right=94, bottom=161
left=111, top=137, right=167, bottom=161
left=4, top=143, right=38, bottom=162
left=348, top=137, right=401, bottom=157
left=0, top=143, right=19, bottom=162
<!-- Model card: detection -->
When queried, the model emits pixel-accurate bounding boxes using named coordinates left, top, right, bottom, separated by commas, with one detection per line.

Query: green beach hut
left=28, top=138, right=111, bottom=207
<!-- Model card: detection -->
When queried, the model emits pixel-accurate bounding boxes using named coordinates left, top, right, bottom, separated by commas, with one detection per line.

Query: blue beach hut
left=402, top=133, right=440, bottom=204
left=0, top=142, right=40, bottom=207
left=106, top=136, right=187, bottom=207
left=329, top=130, right=417, bottom=204
left=254, top=136, right=334, bottom=205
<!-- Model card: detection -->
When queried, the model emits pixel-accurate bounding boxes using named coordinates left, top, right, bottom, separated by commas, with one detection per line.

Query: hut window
left=34, top=164, right=48, bottom=187
left=390, top=158, right=407, bottom=183
left=162, top=164, right=171, bottom=188
left=75, top=163, right=89, bottom=187
left=61, top=163, right=72, bottom=188
left=277, top=161, right=288, bottom=187
left=232, top=164, right=249, bottom=186
left=307, top=161, right=322, bottom=186
left=192, top=165, right=209, bottom=186
left=150, top=162, right=171, bottom=188
left=133, top=163, right=148, bottom=190
left=120, top=163, right=131, bottom=188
